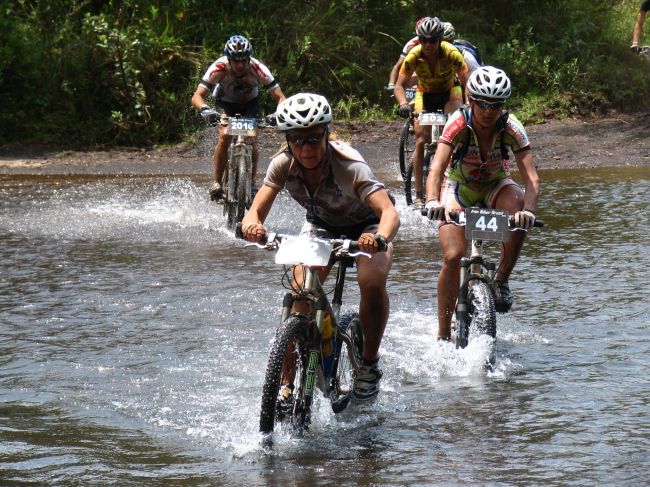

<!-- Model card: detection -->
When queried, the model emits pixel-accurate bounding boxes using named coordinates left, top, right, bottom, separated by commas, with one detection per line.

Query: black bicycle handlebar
left=200, top=108, right=276, bottom=128
left=421, top=208, right=545, bottom=227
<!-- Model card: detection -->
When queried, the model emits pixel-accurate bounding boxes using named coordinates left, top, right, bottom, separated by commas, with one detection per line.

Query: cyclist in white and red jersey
left=425, top=66, right=540, bottom=341
left=386, top=17, right=427, bottom=93
left=191, top=35, right=285, bottom=200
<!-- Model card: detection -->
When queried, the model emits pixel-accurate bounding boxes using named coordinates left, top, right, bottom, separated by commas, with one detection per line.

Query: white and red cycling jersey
left=199, top=56, right=279, bottom=104
left=400, top=36, right=420, bottom=57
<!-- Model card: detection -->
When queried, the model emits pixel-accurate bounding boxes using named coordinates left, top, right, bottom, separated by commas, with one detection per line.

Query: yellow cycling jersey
left=400, top=42, right=466, bottom=94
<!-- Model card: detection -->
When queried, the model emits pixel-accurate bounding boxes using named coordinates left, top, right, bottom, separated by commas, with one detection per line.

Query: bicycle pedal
left=331, top=392, right=352, bottom=413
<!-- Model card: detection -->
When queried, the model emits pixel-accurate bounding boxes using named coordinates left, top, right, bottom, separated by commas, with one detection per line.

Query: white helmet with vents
left=442, top=22, right=455, bottom=42
left=416, top=17, right=444, bottom=39
left=467, top=66, right=512, bottom=100
left=276, top=93, right=332, bottom=130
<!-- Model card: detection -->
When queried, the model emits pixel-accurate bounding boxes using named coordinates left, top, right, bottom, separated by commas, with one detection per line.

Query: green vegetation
left=1, top=0, right=648, bottom=146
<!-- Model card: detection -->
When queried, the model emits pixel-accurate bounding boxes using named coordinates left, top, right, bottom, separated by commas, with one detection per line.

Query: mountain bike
left=403, top=110, right=447, bottom=206
left=398, top=87, right=417, bottom=183
left=241, top=229, right=385, bottom=436
left=445, top=207, right=544, bottom=351
left=203, top=110, right=274, bottom=230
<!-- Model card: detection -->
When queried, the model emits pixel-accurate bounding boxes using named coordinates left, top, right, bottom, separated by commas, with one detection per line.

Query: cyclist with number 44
left=241, top=93, right=400, bottom=402
left=425, top=66, right=541, bottom=341
left=191, top=35, right=285, bottom=201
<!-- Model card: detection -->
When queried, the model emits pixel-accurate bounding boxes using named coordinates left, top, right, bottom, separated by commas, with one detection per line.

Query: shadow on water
left=1, top=166, right=649, bottom=485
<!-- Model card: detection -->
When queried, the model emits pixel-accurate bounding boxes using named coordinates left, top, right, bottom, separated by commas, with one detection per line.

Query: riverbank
left=1, top=111, right=649, bottom=175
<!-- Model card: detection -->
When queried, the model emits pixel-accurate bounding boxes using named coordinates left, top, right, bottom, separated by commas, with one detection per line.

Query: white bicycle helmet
left=467, top=66, right=512, bottom=100
left=276, top=93, right=332, bottom=130
left=416, top=17, right=444, bottom=39
left=442, top=22, right=455, bottom=42
left=224, top=35, right=253, bottom=60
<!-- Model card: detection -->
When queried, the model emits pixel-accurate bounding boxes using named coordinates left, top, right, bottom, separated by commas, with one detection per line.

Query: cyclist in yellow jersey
left=394, top=17, right=469, bottom=208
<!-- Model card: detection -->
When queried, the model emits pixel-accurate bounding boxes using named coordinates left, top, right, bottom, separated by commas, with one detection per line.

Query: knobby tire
left=330, top=312, right=363, bottom=406
left=259, top=315, right=311, bottom=435
left=398, top=118, right=415, bottom=182
left=455, top=280, right=497, bottom=349
left=404, top=147, right=432, bottom=206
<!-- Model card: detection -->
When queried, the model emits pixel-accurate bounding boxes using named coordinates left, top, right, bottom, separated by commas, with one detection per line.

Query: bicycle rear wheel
left=259, top=315, right=312, bottom=435
left=455, top=280, right=497, bottom=349
left=330, top=312, right=363, bottom=413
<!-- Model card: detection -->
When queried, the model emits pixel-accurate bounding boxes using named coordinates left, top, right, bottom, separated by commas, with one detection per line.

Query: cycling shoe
left=209, top=182, right=224, bottom=201
left=494, top=281, right=513, bottom=313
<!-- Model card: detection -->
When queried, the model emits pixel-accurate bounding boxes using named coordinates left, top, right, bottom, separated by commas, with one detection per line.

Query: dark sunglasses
left=470, top=97, right=505, bottom=110
left=418, top=36, right=440, bottom=45
left=286, top=129, right=327, bottom=147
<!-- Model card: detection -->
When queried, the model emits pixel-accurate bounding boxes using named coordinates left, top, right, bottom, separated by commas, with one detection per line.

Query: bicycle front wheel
left=259, top=315, right=312, bottom=435
left=398, top=118, right=415, bottom=182
left=226, top=153, right=248, bottom=231
left=455, top=280, right=497, bottom=349
left=330, top=312, right=363, bottom=413
left=404, top=148, right=431, bottom=207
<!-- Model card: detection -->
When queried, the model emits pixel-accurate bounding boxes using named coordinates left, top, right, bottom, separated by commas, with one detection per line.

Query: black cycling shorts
left=216, top=97, right=260, bottom=117
left=422, top=92, right=451, bottom=113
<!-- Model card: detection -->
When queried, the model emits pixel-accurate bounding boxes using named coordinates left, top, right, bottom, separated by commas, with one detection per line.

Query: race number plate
left=419, top=112, right=447, bottom=126
left=228, top=117, right=257, bottom=136
left=465, top=207, right=509, bottom=242
left=405, top=88, right=416, bottom=102
left=275, top=235, right=332, bottom=266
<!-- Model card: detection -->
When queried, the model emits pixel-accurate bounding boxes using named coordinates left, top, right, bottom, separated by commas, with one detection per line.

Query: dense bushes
left=1, top=0, right=648, bottom=146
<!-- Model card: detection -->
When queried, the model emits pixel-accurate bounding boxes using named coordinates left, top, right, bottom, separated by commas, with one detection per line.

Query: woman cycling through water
left=425, top=66, right=540, bottom=341
left=241, top=93, right=400, bottom=402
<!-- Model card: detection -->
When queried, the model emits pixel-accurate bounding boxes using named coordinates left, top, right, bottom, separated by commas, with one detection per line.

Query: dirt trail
left=1, top=112, right=649, bottom=175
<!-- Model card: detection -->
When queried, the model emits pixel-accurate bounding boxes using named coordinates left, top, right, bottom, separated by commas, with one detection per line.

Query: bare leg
left=413, top=120, right=430, bottom=198
left=436, top=224, right=466, bottom=339
left=356, top=248, right=393, bottom=361
left=492, top=185, right=526, bottom=282
left=213, top=128, right=230, bottom=184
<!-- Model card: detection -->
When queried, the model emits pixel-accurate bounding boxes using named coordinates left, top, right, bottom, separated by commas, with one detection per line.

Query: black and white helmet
left=442, top=22, right=455, bottom=42
left=467, top=66, right=512, bottom=100
left=224, top=35, right=253, bottom=60
left=416, top=17, right=444, bottom=39
left=276, top=93, right=332, bottom=130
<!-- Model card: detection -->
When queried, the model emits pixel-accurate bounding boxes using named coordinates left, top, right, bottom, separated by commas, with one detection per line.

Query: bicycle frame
left=452, top=207, right=544, bottom=348
left=218, top=115, right=271, bottom=229
left=251, top=233, right=367, bottom=412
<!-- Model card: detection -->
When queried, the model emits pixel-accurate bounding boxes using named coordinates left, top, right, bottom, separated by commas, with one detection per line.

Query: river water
left=1, top=165, right=649, bottom=486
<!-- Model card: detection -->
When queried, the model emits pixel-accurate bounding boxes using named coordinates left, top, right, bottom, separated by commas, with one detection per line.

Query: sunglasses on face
left=286, top=129, right=327, bottom=147
left=418, top=37, right=440, bottom=45
left=470, top=97, right=505, bottom=111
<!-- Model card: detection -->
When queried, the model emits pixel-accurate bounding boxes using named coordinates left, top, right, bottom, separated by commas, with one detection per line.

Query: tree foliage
left=0, top=0, right=647, bottom=145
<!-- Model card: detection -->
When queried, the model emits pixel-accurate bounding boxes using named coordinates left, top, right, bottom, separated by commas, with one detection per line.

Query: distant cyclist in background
left=394, top=17, right=469, bottom=209
left=441, top=22, right=483, bottom=74
left=241, top=93, right=400, bottom=402
left=631, top=0, right=650, bottom=53
left=386, top=17, right=427, bottom=94
left=425, top=66, right=540, bottom=341
left=191, top=35, right=285, bottom=201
